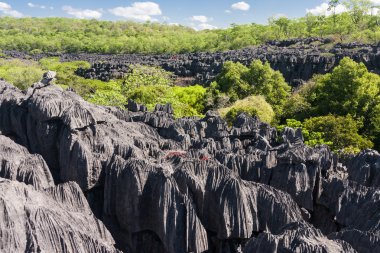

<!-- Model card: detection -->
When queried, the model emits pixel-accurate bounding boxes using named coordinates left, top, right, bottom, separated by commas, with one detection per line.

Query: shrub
left=303, top=114, right=373, bottom=153
left=243, top=60, right=291, bottom=114
left=214, top=61, right=250, bottom=102
left=219, top=95, right=275, bottom=125
left=312, top=57, right=380, bottom=118
left=0, top=59, right=44, bottom=89
left=212, top=60, right=291, bottom=115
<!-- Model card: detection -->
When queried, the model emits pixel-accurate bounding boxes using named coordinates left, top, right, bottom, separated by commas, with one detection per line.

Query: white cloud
left=28, top=2, right=51, bottom=10
left=306, top=3, right=347, bottom=16
left=225, top=10, right=231, bottom=14
left=189, top=15, right=216, bottom=30
left=273, top=13, right=288, bottom=19
left=198, top=23, right=218, bottom=30
left=190, top=15, right=209, bottom=23
left=0, top=2, right=23, bottom=17
left=109, top=2, right=162, bottom=21
left=62, top=6, right=102, bottom=19
left=231, top=1, right=250, bottom=11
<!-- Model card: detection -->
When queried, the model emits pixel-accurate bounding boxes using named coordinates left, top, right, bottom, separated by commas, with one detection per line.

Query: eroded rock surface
left=243, top=222, right=356, bottom=253
left=6, top=38, right=379, bottom=86
left=1, top=79, right=380, bottom=252
left=0, top=134, right=54, bottom=189
left=0, top=179, right=121, bottom=253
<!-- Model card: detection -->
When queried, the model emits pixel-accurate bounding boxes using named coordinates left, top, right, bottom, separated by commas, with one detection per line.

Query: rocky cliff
left=6, top=38, right=379, bottom=86
left=1, top=77, right=380, bottom=252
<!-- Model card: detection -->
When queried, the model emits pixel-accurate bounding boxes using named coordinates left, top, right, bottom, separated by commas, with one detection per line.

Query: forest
left=0, top=0, right=380, bottom=54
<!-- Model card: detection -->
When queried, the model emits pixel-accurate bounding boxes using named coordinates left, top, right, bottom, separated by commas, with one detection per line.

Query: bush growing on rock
left=122, top=64, right=175, bottom=88
left=278, top=115, right=373, bottom=153
left=304, top=114, right=373, bottom=153
left=277, top=119, right=330, bottom=147
left=219, top=95, right=275, bottom=125
left=125, top=83, right=206, bottom=117
left=214, top=61, right=251, bottom=102
left=281, top=58, right=380, bottom=150
left=122, top=65, right=206, bottom=117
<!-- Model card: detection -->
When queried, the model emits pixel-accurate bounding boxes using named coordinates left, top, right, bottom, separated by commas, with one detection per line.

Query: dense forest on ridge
left=1, top=1, right=380, bottom=54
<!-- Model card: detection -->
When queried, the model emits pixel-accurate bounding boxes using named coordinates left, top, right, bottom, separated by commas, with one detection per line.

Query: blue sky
left=0, top=1, right=376, bottom=29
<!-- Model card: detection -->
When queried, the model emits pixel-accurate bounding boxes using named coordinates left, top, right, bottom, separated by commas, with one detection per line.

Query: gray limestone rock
left=1, top=79, right=380, bottom=252
left=243, top=222, right=356, bottom=253
left=0, top=179, right=120, bottom=253
left=0, top=135, right=54, bottom=189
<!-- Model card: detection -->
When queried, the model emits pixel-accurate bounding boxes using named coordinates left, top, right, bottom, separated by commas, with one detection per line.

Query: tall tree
left=344, top=0, right=372, bottom=24
left=328, top=0, right=340, bottom=27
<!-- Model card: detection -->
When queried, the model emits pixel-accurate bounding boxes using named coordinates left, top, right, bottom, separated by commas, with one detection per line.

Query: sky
left=1, top=1, right=380, bottom=30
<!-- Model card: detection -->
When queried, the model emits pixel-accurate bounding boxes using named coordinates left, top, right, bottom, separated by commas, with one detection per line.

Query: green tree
left=243, top=60, right=291, bottom=114
left=329, top=0, right=341, bottom=27
left=344, top=0, right=372, bottom=24
left=278, top=116, right=373, bottom=153
left=303, top=114, right=373, bottom=152
left=214, top=61, right=251, bottom=102
left=312, top=57, right=380, bottom=119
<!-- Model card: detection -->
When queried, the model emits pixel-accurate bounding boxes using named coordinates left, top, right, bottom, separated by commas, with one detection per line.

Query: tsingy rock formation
left=1, top=77, right=380, bottom=252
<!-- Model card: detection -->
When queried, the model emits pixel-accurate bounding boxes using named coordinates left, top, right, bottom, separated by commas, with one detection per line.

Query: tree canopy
left=1, top=4, right=380, bottom=55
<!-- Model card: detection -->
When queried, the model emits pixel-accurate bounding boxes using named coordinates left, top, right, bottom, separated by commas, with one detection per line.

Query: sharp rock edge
left=0, top=79, right=379, bottom=252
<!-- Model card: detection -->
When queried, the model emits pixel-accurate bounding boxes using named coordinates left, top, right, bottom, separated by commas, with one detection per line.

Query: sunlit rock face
left=0, top=79, right=379, bottom=252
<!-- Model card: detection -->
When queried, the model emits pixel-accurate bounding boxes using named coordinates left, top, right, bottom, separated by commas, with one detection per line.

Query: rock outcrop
left=6, top=38, right=379, bottom=86
left=1, top=77, right=380, bottom=252
left=0, top=134, right=54, bottom=189
left=0, top=179, right=121, bottom=253
left=73, top=39, right=380, bottom=86
left=243, top=222, right=356, bottom=253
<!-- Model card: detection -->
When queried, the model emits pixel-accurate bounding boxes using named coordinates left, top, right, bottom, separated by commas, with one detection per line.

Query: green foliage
left=0, top=57, right=207, bottom=117
left=277, top=118, right=330, bottom=147
left=125, top=83, right=206, bottom=118
left=123, top=65, right=174, bottom=88
left=212, top=60, right=291, bottom=116
left=121, top=64, right=206, bottom=117
left=282, top=58, right=380, bottom=151
left=282, top=93, right=312, bottom=121
left=0, top=59, right=44, bottom=89
left=39, top=58, right=125, bottom=106
left=172, top=85, right=207, bottom=114
left=304, top=115, right=373, bottom=153
left=214, top=61, right=250, bottom=102
left=278, top=116, right=372, bottom=153
left=219, top=95, right=275, bottom=125
left=85, top=81, right=126, bottom=107
left=312, top=58, right=380, bottom=118
left=2, top=7, right=380, bottom=55
left=40, top=58, right=90, bottom=88
left=243, top=60, right=291, bottom=113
